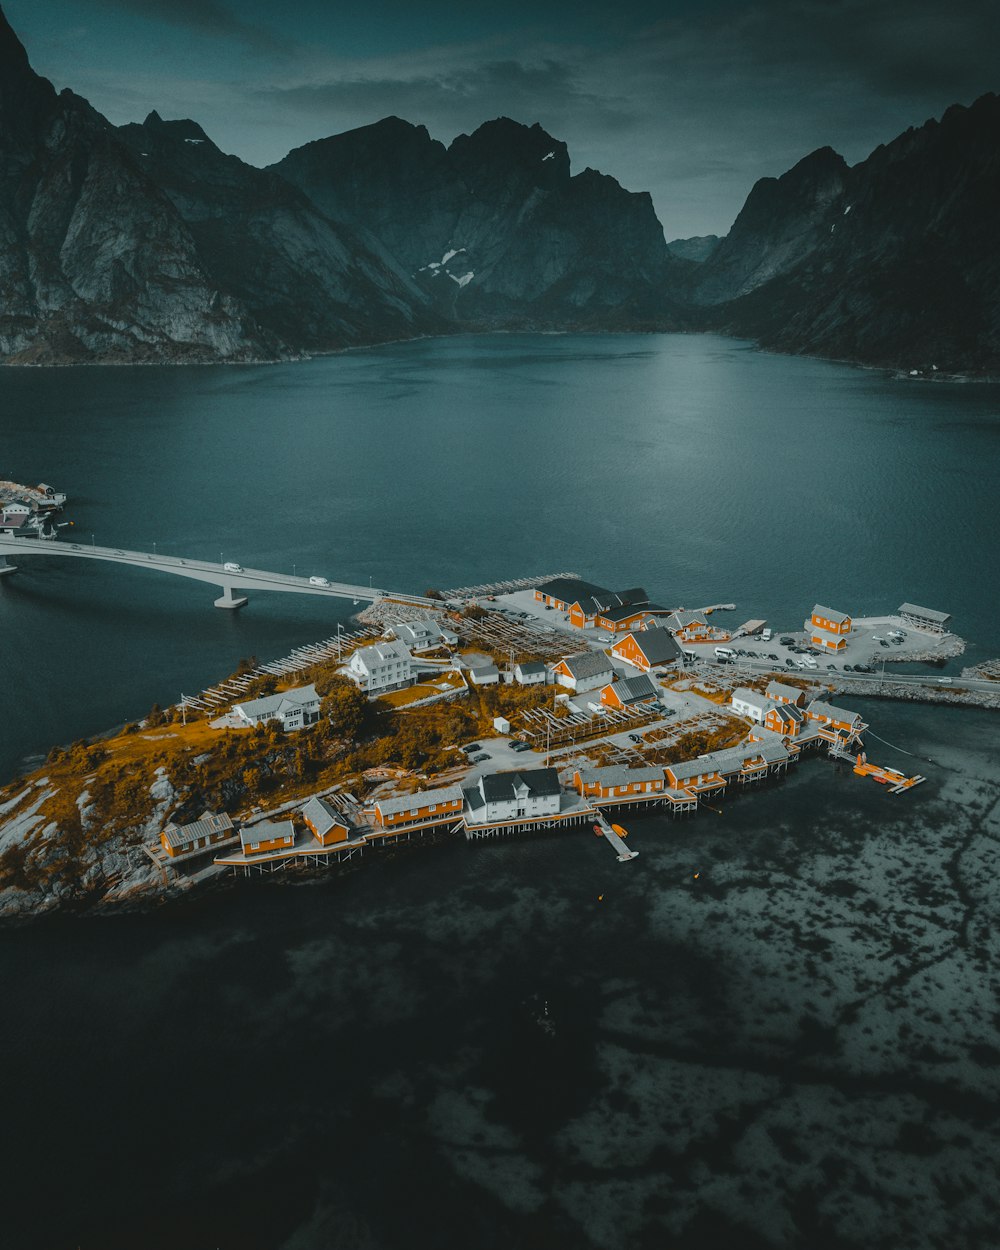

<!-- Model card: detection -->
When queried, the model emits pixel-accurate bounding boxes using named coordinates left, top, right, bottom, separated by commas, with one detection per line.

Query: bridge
left=0, top=535, right=436, bottom=611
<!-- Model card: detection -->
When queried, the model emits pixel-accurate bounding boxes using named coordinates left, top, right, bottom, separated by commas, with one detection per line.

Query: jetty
left=592, top=813, right=639, bottom=862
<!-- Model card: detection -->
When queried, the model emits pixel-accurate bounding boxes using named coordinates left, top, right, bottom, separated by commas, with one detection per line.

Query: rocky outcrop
left=272, top=116, right=689, bottom=329
left=693, top=97, right=1000, bottom=373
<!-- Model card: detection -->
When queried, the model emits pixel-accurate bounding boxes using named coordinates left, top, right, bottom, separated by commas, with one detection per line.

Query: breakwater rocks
left=831, top=680, right=1000, bottom=712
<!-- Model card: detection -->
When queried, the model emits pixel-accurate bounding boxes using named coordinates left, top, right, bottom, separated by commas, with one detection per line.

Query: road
left=0, top=535, right=436, bottom=610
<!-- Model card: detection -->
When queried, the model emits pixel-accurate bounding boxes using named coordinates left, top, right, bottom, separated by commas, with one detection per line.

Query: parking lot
left=681, top=615, right=956, bottom=675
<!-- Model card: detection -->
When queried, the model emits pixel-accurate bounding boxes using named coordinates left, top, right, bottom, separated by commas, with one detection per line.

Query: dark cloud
left=91, top=0, right=297, bottom=55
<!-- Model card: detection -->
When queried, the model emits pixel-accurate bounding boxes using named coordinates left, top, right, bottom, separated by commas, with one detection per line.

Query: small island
left=2, top=570, right=993, bottom=922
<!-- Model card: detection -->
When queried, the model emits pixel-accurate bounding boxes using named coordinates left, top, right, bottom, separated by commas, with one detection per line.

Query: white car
left=223, top=561, right=243, bottom=573
left=309, top=576, right=331, bottom=587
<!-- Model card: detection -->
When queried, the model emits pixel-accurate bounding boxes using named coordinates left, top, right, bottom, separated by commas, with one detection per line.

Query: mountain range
left=0, top=5, right=996, bottom=373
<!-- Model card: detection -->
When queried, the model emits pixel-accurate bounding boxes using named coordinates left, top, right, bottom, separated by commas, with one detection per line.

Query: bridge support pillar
left=214, top=584, right=248, bottom=610
left=0, top=555, right=17, bottom=577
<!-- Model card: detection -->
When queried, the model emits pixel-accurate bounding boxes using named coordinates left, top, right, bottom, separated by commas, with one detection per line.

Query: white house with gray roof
left=347, top=639, right=414, bottom=695
left=550, top=651, right=614, bottom=692
left=388, top=619, right=458, bottom=652
left=730, top=687, right=773, bottom=723
left=233, top=683, right=321, bottom=731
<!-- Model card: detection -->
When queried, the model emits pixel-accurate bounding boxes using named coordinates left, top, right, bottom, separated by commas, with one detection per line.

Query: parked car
left=470, top=753, right=490, bottom=763
left=628, top=733, right=642, bottom=743
left=463, top=743, right=481, bottom=754
left=785, top=659, right=795, bottom=667
left=769, top=653, right=779, bottom=661
left=780, top=637, right=794, bottom=646
left=880, top=640, right=890, bottom=648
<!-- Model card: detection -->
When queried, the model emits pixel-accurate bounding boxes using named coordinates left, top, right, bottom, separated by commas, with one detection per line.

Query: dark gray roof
left=611, top=674, right=658, bottom=703
left=617, top=627, right=681, bottom=665
left=161, top=810, right=233, bottom=849
left=576, top=765, right=663, bottom=787
left=535, top=577, right=608, bottom=603
left=301, top=796, right=348, bottom=836
left=806, top=699, right=860, bottom=724
left=898, top=602, right=951, bottom=624
left=811, top=604, right=851, bottom=624
left=515, top=661, right=547, bottom=676
left=480, top=768, right=561, bottom=802
left=558, top=651, right=613, bottom=679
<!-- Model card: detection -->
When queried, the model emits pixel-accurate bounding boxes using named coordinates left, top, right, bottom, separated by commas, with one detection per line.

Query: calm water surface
left=1, top=335, right=999, bottom=1248
left=2, top=333, right=999, bottom=779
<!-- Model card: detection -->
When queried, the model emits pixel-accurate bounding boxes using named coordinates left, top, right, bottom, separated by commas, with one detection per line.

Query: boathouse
left=766, top=680, right=806, bottom=706
left=160, top=810, right=234, bottom=858
left=804, top=700, right=864, bottom=735
left=240, top=819, right=296, bottom=856
left=573, top=765, right=665, bottom=799
left=373, top=784, right=464, bottom=829
left=664, top=757, right=727, bottom=793
left=301, top=797, right=354, bottom=846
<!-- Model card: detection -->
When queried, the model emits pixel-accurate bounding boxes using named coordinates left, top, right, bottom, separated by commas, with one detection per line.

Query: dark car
left=470, top=753, right=490, bottom=763
left=780, top=637, right=794, bottom=646
left=628, top=733, right=642, bottom=743
left=785, top=658, right=795, bottom=667
left=463, top=743, right=481, bottom=753
left=880, top=640, right=890, bottom=647
left=769, top=653, right=779, bottom=661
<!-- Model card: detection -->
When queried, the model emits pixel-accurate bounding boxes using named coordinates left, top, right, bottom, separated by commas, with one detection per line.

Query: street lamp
left=153, top=541, right=157, bottom=557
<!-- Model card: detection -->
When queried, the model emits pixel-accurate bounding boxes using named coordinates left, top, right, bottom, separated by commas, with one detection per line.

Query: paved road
left=698, top=657, right=997, bottom=694
left=0, top=535, right=435, bottom=609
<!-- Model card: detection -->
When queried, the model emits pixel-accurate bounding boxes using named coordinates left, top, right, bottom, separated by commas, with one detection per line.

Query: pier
left=0, top=534, right=435, bottom=611
left=592, top=812, right=639, bottom=861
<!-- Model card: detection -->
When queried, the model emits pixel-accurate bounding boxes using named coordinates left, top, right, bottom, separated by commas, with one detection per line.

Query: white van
left=761, top=628, right=772, bottom=642
left=309, top=575, right=331, bottom=587
left=223, top=561, right=243, bottom=573
left=802, top=656, right=818, bottom=669
left=714, top=647, right=736, bottom=660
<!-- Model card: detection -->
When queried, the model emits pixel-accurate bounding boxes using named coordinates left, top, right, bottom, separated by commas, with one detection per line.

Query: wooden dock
left=592, top=813, right=639, bottom=861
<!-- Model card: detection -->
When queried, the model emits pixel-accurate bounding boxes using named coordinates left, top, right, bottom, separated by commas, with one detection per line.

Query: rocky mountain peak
left=449, top=117, right=571, bottom=189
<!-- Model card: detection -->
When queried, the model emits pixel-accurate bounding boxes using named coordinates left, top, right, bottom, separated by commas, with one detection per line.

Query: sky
left=4, top=0, right=998, bottom=238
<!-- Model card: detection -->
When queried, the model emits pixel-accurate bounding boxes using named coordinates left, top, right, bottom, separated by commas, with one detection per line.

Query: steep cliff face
left=695, top=97, right=1000, bottom=372
left=0, top=9, right=263, bottom=363
left=116, top=113, right=439, bottom=352
left=691, top=147, right=849, bottom=307
left=272, top=116, right=689, bottom=329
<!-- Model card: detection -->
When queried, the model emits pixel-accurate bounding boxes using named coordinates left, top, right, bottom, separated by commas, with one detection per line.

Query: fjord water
left=2, top=333, right=999, bottom=780
left=2, top=334, right=1000, bottom=1249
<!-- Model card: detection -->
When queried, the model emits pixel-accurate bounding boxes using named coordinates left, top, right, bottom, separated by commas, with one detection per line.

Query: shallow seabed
left=2, top=700, right=998, bottom=1248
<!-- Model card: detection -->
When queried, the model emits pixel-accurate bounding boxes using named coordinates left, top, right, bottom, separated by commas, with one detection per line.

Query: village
left=146, top=575, right=951, bottom=880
